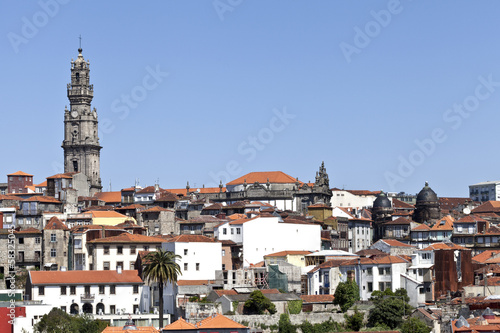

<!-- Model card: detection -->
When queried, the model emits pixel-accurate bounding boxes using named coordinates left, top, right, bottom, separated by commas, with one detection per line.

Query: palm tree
left=142, top=249, right=182, bottom=328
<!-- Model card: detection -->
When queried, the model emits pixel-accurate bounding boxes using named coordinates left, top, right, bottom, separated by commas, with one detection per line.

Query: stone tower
left=414, top=181, right=440, bottom=224
left=62, top=48, right=102, bottom=195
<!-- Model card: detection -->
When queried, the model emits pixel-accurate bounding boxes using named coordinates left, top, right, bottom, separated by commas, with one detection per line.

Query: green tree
left=345, top=307, right=364, bottom=331
left=243, top=290, right=276, bottom=314
left=278, top=313, right=296, bottom=333
left=368, top=288, right=413, bottom=329
left=34, top=307, right=107, bottom=333
left=333, top=279, right=360, bottom=312
left=142, top=249, right=182, bottom=328
left=400, top=317, right=431, bottom=333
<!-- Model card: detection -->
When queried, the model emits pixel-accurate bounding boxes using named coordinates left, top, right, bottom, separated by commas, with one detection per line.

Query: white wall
left=242, top=216, right=321, bottom=267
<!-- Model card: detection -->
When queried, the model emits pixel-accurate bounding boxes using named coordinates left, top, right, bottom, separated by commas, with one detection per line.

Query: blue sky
left=1, top=0, right=499, bottom=197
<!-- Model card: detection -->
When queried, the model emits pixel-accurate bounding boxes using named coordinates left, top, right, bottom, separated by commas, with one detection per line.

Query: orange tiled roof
left=163, top=317, right=197, bottom=330
left=421, top=242, right=467, bottom=251
left=430, top=215, right=454, bottom=231
left=163, top=235, right=216, bottom=243
left=412, top=223, right=431, bottom=231
left=227, top=171, right=299, bottom=186
left=140, top=206, right=173, bottom=213
left=381, top=239, right=415, bottom=247
left=301, top=294, right=335, bottom=303
left=136, top=186, right=163, bottom=194
left=46, top=173, right=73, bottom=179
left=345, top=189, right=380, bottom=196
left=473, top=201, right=500, bottom=214
left=121, top=187, right=136, bottom=192
left=44, top=216, right=69, bottom=231
left=88, top=232, right=163, bottom=244
left=264, top=250, right=312, bottom=257
left=340, top=255, right=408, bottom=267
left=456, top=215, right=488, bottom=223
left=94, top=191, right=121, bottom=203
left=35, top=181, right=47, bottom=187
left=473, top=250, right=500, bottom=263
left=227, top=213, right=247, bottom=220
left=88, top=210, right=127, bottom=218
left=228, top=216, right=257, bottom=225
left=116, top=204, right=146, bottom=210
left=15, top=227, right=42, bottom=234
left=195, top=313, right=247, bottom=329
left=22, top=196, right=61, bottom=203
left=176, top=280, right=214, bottom=286
left=214, top=289, right=238, bottom=297
left=8, top=171, right=33, bottom=176
left=156, top=191, right=179, bottom=202
left=30, top=270, right=143, bottom=285
left=392, top=198, right=415, bottom=209
left=0, top=194, right=20, bottom=201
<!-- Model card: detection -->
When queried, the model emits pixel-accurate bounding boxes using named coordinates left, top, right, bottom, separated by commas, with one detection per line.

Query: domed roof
left=416, top=182, right=438, bottom=203
left=373, top=191, right=392, bottom=209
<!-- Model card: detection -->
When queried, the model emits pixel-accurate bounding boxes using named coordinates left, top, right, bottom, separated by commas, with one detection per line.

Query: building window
left=18, top=237, right=24, bottom=244
left=130, top=262, right=135, bottom=270
left=61, top=306, right=66, bottom=313
left=130, top=246, right=136, bottom=255
left=117, top=262, right=123, bottom=270
left=222, top=264, right=226, bottom=270
left=237, top=228, right=241, bottom=234
left=231, top=228, right=234, bottom=234
left=50, top=249, right=56, bottom=257
left=103, top=262, right=110, bottom=270
left=223, top=228, right=227, bottom=235
left=184, top=263, right=188, bottom=271
left=222, top=250, right=226, bottom=256
left=99, top=285, right=105, bottom=294
left=39, top=286, right=44, bottom=296
left=60, top=286, right=66, bottom=295
left=110, top=305, right=116, bottom=314
left=133, top=285, right=139, bottom=294
left=196, top=263, right=200, bottom=271
left=184, top=249, right=188, bottom=255
left=144, top=246, right=149, bottom=251
left=367, top=267, right=372, bottom=275
left=419, top=287, right=425, bottom=294
left=378, top=267, right=384, bottom=275
left=367, top=282, right=373, bottom=292
left=110, top=285, right=116, bottom=294
left=104, top=246, right=110, bottom=254
left=117, top=246, right=123, bottom=254
left=50, top=233, right=56, bottom=242
left=70, top=286, right=76, bottom=295
left=35, top=237, right=41, bottom=244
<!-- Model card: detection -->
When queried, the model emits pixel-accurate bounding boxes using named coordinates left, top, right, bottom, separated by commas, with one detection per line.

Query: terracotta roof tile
left=46, top=173, right=73, bottom=179
left=163, top=317, right=197, bottom=330
left=472, top=201, right=500, bottom=214
left=301, top=295, right=335, bottom=303
left=456, top=215, right=488, bottom=223
left=421, top=242, right=467, bottom=251
left=214, top=289, right=238, bottom=297
left=163, top=235, right=216, bottom=243
left=264, top=250, right=312, bottom=257
left=35, top=181, right=47, bottom=187
left=0, top=194, right=20, bottom=201
left=430, top=215, right=454, bottom=231
left=88, top=210, right=128, bottom=218
left=30, top=270, right=143, bottom=285
left=392, top=198, right=415, bottom=209
left=44, top=216, right=69, bottom=230
left=176, top=280, right=214, bottom=286
left=8, top=171, right=33, bottom=176
left=140, top=206, right=173, bottom=213
left=195, top=313, right=247, bottom=329
left=116, top=204, right=146, bottom=210
left=155, top=191, right=179, bottom=202
left=381, top=239, right=415, bottom=247
left=94, top=191, right=122, bottom=203
left=136, top=186, right=162, bottom=194
left=15, top=227, right=42, bottom=234
left=473, top=250, right=500, bottom=264
left=228, top=213, right=247, bottom=220
left=88, top=232, right=163, bottom=244
left=102, top=326, right=159, bottom=332
left=345, top=190, right=380, bottom=196
left=227, top=171, right=299, bottom=186
left=22, top=196, right=61, bottom=203
left=412, top=223, right=431, bottom=231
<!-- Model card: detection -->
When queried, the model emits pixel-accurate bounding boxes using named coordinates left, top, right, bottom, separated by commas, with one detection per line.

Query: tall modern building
left=61, top=48, right=102, bottom=196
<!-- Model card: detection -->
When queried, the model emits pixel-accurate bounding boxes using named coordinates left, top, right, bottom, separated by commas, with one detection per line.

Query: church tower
left=62, top=47, right=102, bottom=195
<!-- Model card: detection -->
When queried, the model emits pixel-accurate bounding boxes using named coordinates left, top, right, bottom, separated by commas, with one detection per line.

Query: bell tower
left=62, top=47, right=102, bottom=195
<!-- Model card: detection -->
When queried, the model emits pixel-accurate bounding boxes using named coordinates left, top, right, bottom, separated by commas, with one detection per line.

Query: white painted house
left=214, top=215, right=321, bottom=267
left=26, top=269, right=145, bottom=315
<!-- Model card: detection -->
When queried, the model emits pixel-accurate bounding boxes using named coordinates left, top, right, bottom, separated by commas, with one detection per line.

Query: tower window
left=73, top=161, right=78, bottom=172
left=76, top=73, right=80, bottom=81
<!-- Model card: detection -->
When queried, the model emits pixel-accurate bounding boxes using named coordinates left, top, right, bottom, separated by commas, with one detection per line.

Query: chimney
left=117, top=266, right=122, bottom=274
left=101, top=225, right=105, bottom=238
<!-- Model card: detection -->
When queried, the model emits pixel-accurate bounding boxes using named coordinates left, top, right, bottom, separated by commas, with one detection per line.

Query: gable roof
left=195, top=313, right=247, bottom=329
left=472, top=250, right=500, bottom=264
left=472, top=201, right=500, bottom=214
left=227, top=171, right=299, bottom=186
left=30, top=270, right=143, bottom=285
left=430, top=215, right=454, bottom=231
left=264, top=250, right=312, bottom=257
left=163, top=317, right=197, bottom=330
left=163, top=234, right=217, bottom=243
left=392, top=198, right=414, bottom=209
left=88, top=232, right=163, bottom=244
left=8, top=171, right=33, bottom=176
left=44, top=216, right=69, bottom=231
left=412, top=223, right=431, bottom=231
left=22, top=196, right=61, bottom=203
left=15, top=227, right=42, bottom=234
left=87, top=210, right=128, bottom=218
left=102, top=326, right=159, bottom=333
left=379, top=239, right=415, bottom=248
left=421, top=242, right=467, bottom=251
left=456, top=215, right=488, bottom=223
left=140, top=206, right=173, bottom=213
left=301, top=294, right=335, bottom=303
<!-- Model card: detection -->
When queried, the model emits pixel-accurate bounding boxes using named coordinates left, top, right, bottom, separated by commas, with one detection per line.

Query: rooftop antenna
left=109, top=180, right=112, bottom=192
left=79, top=34, right=82, bottom=49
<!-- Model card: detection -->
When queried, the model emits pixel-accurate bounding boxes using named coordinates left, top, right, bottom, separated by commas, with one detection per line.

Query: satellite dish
left=463, top=207, right=471, bottom=215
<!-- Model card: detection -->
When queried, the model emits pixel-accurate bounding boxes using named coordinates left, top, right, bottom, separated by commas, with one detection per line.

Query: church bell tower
left=62, top=47, right=102, bottom=195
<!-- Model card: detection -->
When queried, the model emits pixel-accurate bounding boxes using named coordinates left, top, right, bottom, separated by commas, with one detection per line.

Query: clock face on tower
left=71, top=110, right=78, bottom=118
